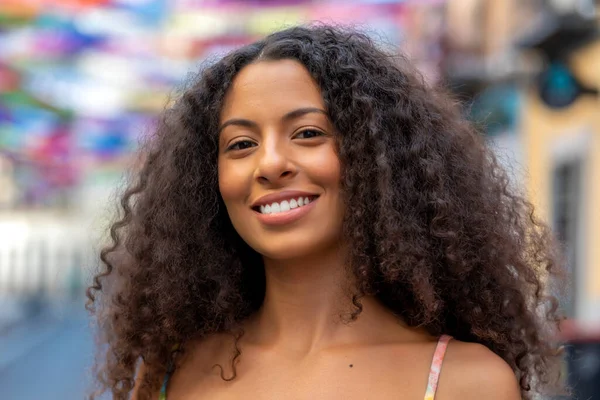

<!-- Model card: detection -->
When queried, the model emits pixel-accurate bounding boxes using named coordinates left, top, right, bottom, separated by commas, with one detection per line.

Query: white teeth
left=270, top=202, right=281, bottom=213
left=258, top=196, right=315, bottom=214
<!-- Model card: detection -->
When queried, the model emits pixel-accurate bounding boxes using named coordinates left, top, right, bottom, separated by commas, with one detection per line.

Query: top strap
left=423, top=334, right=452, bottom=400
left=159, top=343, right=180, bottom=400
left=158, top=371, right=170, bottom=400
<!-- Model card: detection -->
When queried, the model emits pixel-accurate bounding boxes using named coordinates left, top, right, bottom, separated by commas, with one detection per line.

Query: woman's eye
left=227, top=140, right=256, bottom=151
left=294, top=129, right=325, bottom=139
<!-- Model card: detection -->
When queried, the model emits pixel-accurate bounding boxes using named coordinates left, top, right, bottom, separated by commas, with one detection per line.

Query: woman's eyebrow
left=281, top=107, right=328, bottom=122
left=218, top=118, right=258, bottom=133
left=219, top=107, right=328, bottom=133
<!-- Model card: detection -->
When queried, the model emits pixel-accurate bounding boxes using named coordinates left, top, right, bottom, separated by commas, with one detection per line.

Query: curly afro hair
left=87, top=24, right=565, bottom=400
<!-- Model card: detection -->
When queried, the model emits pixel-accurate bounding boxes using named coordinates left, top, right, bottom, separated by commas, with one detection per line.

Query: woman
left=87, top=25, right=564, bottom=400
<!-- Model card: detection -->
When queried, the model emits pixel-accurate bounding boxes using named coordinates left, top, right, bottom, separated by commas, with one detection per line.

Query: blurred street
left=0, top=300, right=95, bottom=400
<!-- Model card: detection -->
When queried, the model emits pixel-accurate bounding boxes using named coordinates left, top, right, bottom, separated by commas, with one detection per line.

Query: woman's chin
left=257, top=245, right=315, bottom=262
left=252, top=239, right=335, bottom=262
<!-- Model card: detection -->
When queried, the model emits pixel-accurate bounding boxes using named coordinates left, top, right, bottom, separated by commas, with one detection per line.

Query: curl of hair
left=87, top=24, right=565, bottom=400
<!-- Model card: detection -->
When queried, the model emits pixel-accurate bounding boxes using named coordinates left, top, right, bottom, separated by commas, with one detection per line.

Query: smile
left=257, top=196, right=317, bottom=215
left=252, top=194, right=320, bottom=226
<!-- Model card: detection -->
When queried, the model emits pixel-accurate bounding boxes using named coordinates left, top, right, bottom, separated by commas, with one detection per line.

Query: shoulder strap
left=159, top=343, right=180, bottom=400
left=159, top=371, right=170, bottom=400
left=423, top=334, right=451, bottom=400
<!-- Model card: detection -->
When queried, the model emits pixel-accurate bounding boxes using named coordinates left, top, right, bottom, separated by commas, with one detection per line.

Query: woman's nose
left=255, top=140, right=296, bottom=184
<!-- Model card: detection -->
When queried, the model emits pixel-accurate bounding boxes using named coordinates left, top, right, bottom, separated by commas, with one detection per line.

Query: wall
left=522, top=39, right=600, bottom=323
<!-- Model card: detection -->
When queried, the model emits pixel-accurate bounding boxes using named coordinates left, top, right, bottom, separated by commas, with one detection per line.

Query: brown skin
left=133, top=60, right=521, bottom=399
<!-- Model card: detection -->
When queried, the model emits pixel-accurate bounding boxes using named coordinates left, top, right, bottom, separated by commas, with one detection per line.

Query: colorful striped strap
left=158, top=371, right=170, bottom=400
left=424, top=334, right=452, bottom=400
left=159, top=343, right=180, bottom=400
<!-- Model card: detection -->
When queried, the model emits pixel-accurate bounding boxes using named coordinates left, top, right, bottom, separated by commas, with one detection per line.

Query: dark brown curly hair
left=87, top=24, right=565, bottom=400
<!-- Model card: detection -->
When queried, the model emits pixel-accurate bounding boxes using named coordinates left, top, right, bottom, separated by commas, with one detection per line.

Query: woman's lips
left=253, top=197, right=318, bottom=226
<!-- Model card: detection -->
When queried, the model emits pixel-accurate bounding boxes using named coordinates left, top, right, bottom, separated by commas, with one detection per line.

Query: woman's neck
left=244, top=246, right=394, bottom=356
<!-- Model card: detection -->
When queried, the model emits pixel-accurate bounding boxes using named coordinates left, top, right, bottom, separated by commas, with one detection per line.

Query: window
left=551, top=159, right=583, bottom=318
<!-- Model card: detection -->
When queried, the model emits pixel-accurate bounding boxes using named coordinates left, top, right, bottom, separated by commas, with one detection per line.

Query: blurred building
left=519, top=6, right=600, bottom=396
left=520, top=0, right=599, bottom=325
left=445, top=0, right=600, bottom=396
left=446, top=0, right=600, bottom=325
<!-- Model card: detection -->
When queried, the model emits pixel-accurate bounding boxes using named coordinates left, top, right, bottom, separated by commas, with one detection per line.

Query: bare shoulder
left=437, top=340, right=521, bottom=400
left=181, top=331, right=234, bottom=366
left=132, top=334, right=230, bottom=400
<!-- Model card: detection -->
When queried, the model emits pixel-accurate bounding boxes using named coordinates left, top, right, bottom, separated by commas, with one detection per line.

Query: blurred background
left=0, top=0, right=598, bottom=398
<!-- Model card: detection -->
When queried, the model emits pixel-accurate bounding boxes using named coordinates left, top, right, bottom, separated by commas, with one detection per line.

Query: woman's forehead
left=220, top=60, right=324, bottom=121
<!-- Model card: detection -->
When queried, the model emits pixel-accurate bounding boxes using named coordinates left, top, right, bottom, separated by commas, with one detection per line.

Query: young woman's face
left=218, top=59, right=344, bottom=260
